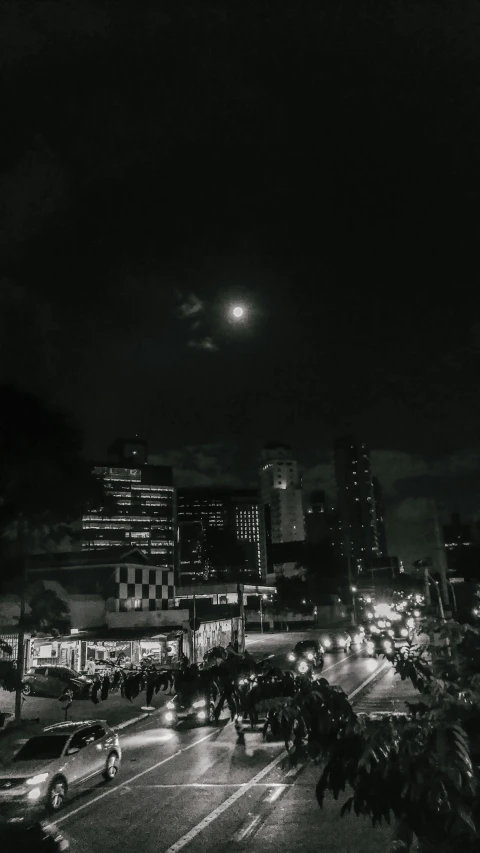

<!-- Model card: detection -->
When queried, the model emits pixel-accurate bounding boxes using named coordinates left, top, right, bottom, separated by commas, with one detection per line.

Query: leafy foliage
left=25, top=583, right=71, bottom=636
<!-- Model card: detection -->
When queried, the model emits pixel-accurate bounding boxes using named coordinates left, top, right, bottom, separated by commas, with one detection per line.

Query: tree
left=26, top=583, right=71, bottom=636
left=0, top=385, right=104, bottom=720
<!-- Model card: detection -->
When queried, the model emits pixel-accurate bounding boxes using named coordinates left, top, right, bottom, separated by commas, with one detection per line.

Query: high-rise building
left=334, top=436, right=380, bottom=573
left=260, top=443, right=305, bottom=576
left=176, top=488, right=267, bottom=582
left=305, top=490, right=328, bottom=544
left=443, top=512, right=473, bottom=575
left=372, top=477, right=388, bottom=556
left=82, top=438, right=175, bottom=572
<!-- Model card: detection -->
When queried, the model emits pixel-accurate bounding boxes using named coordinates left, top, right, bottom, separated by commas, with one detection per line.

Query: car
left=162, top=689, right=216, bottom=727
left=287, top=640, right=324, bottom=674
left=348, top=627, right=366, bottom=647
left=365, top=632, right=395, bottom=657
left=0, top=720, right=121, bottom=819
left=317, top=630, right=352, bottom=653
left=22, top=666, right=92, bottom=699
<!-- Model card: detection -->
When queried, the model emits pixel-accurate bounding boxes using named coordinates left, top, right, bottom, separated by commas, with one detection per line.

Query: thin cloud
left=188, top=337, right=218, bottom=351
left=175, top=290, right=204, bottom=320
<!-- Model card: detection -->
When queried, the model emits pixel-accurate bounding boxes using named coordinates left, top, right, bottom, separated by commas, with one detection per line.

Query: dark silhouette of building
left=372, top=477, right=388, bottom=556
left=334, top=436, right=380, bottom=573
left=83, top=438, right=175, bottom=573
left=177, top=488, right=267, bottom=582
left=443, top=512, right=473, bottom=575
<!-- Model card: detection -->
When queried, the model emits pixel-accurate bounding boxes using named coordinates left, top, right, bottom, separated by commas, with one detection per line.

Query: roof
left=28, top=547, right=153, bottom=571
left=43, top=721, right=106, bottom=733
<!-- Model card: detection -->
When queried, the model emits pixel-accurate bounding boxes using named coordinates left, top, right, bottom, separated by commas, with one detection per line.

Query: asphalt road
left=52, top=642, right=390, bottom=853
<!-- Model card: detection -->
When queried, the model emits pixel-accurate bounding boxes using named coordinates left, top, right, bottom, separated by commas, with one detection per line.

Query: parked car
left=317, top=630, right=352, bottom=653
left=0, top=720, right=121, bottom=819
left=22, top=667, right=92, bottom=699
left=287, top=640, right=324, bottom=674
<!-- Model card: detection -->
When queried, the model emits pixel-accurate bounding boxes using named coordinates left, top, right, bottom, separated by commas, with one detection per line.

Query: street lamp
left=259, top=594, right=267, bottom=633
left=350, top=586, right=358, bottom=624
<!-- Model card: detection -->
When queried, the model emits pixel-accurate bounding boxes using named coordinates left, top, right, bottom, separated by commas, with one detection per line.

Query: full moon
left=232, top=305, right=244, bottom=319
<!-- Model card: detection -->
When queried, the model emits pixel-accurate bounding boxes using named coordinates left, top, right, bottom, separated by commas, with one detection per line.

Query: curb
left=114, top=712, right=152, bottom=731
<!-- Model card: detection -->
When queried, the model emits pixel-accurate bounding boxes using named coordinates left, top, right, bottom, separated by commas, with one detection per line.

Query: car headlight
left=197, top=710, right=206, bottom=720
left=164, top=711, right=174, bottom=722
left=288, top=653, right=296, bottom=661
left=193, top=698, right=206, bottom=708
left=26, top=773, right=49, bottom=785
left=323, top=638, right=331, bottom=648
left=166, top=700, right=176, bottom=709
left=400, top=628, right=408, bottom=637
left=27, top=787, right=42, bottom=801
left=307, top=652, right=314, bottom=660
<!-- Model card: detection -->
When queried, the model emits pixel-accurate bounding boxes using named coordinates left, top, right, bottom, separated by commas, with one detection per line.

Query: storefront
left=29, top=629, right=186, bottom=674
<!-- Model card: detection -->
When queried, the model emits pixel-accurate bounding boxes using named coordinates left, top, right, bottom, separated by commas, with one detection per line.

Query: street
left=48, top=642, right=393, bottom=853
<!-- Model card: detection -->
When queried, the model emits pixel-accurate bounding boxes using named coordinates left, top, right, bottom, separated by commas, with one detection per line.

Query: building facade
left=443, top=512, right=473, bottom=575
left=260, top=443, right=305, bottom=577
left=372, top=477, right=388, bottom=556
left=177, top=488, right=267, bottom=582
left=334, top=436, right=380, bottom=573
left=82, top=438, right=175, bottom=572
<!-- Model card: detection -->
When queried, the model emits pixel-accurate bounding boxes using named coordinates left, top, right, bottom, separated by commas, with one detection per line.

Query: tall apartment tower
left=260, top=443, right=305, bottom=576
left=333, top=436, right=380, bottom=572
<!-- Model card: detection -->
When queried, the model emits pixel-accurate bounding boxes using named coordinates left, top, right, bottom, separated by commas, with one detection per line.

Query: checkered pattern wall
left=114, top=565, right=175, bottom=612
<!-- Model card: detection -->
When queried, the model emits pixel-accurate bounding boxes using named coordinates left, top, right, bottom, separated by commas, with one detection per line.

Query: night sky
left=1, top=2, right=480, bottom=567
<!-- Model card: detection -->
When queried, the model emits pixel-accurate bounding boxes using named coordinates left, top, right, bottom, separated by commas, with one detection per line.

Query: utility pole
left=15, top=539, right=28, bottom=724
left=192, top=591, right=196, bottom=663
left=430, top=499, right=449, bottom=606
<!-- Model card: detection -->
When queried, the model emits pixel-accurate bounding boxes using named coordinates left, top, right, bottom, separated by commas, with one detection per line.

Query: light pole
left=259, top=594, right=267, bottom=633
left=425, top=571, right=445, bottom=620
left=350, top=586, right=358, bottom=625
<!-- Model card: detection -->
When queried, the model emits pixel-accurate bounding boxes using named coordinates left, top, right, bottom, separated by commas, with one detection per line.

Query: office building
left=260, top=443, right=305, bottom=576
left=334, top=436, right=380, bottom=573
left=82, top=438, right=175, bottom=572
left=177, top=488, right=267, bottom=582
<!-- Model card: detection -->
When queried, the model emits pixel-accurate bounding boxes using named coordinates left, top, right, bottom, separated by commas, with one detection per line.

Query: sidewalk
left=0, top=685, right=172, bottom=762
left=353, top=664, right=419, bottom=714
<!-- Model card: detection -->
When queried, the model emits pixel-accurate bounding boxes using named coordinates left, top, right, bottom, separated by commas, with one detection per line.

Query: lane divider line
left=232, top=814, right=262, bottom=843
left=162, top=752, right=287, bottom=853
left=162, top=659, right=390, bottom=853
left=52, top=726, right=231, bottom=827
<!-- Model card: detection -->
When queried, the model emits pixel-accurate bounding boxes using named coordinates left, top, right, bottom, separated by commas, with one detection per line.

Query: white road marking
left=348, top=660, right=389, bottom=700
left=321, top=651, right=357, bottom=673
left=131, top=782, right=290, bottom=788
left=233, top=814, right=262, bottom=842
left=285, top=763, right=304, bottom=777
left=53, top=726, right=231, bottom=826
left=265, top=784, right=286, bottom=803
left=162, top=752, right=287, bottom=853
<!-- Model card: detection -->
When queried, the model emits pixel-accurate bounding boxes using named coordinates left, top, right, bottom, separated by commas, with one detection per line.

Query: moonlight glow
left=232, top=305, right=244, bottom=318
